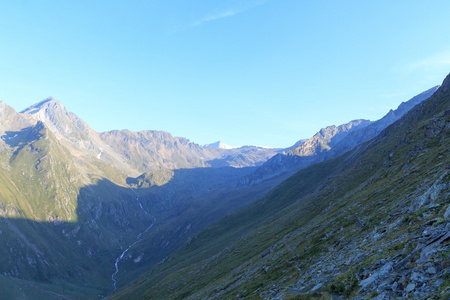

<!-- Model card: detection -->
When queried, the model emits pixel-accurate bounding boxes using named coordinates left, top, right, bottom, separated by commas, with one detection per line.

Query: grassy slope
left=0, top=122, right=155, bottom=298
left=0, top=121, right=284, bottom=298
left=0, top=123, right=109, bottom=297
left=112, top=74, right=450, bottom=299
left=0, top=274, right=69, bottom=300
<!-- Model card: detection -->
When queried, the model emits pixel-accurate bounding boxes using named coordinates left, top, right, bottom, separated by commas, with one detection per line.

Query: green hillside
left=0, top=107, right=282, bottom=298
left=0, top=121, right=150, bottom=297
left=112, top=74, right=450, bottom=299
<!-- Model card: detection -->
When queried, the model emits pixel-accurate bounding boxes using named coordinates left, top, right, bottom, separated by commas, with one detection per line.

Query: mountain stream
left=111, top=188, right=156, bottom=291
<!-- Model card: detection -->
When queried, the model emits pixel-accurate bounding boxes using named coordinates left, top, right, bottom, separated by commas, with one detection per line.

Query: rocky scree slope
left=112, top=73, right=450, bottom=299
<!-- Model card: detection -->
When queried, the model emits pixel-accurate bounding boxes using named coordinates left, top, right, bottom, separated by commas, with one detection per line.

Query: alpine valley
left=0, top=74, right=449, bottom=300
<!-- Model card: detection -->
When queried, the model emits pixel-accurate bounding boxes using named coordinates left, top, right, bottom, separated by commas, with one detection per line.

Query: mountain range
left=244, top=86, right=439, bottom=185
left=0, top=74, right=447, bottom=299
left=112, top=75, right=450, bottom=299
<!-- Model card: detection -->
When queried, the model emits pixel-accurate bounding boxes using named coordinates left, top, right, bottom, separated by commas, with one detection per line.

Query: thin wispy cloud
left=189, top=0, right=269, bottom=29
left=397, top=50, right=450, bottom=73
left=191, top=9, right=243, bottom=27
left=391, top=49, right=450, bottom=86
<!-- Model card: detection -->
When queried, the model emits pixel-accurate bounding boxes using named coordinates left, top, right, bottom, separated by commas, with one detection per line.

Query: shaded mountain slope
left=109, top=167, right=286, bottom=288
left=113, top=74, right=450, bottom=299
left=0, top=100, right=282, bottom=298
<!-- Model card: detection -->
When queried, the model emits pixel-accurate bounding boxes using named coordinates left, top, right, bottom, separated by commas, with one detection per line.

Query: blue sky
left=1, top=0, right=450, bottom=148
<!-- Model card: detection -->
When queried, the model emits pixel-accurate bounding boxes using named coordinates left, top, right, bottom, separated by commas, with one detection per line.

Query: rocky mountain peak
left=288, top=119, right=371, bottom=156
left=0, top=101, right=14, bottom=114
left=21, top=97, right=86, bottom=132
left=18, top=97, right=105, bottom=160
left=20, top=96, right=62, bottom=115
left=0, top=101, right=36, bottom=132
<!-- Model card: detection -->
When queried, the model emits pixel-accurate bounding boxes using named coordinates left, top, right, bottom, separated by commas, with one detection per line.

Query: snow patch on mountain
left=203, top=141, right=241, bottom=149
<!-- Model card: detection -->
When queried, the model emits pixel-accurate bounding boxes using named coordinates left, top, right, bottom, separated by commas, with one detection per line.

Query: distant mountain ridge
left=325, top=85, right=439, bottom=159
left=19, top=98, right=279, bottom=173
left=243, top=85, right=439, bottom=184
